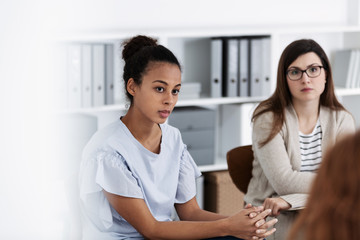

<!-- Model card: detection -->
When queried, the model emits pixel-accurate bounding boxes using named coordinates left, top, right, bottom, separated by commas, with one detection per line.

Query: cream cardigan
left=244, top=104, right=355, bottom=240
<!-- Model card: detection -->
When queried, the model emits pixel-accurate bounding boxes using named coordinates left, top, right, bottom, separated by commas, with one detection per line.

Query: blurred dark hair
left=287, top=130, right=360, bottom=240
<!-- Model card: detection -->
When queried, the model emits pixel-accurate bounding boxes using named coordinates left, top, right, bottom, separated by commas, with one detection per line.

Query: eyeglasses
left=286, top=66, right=324, bottom=81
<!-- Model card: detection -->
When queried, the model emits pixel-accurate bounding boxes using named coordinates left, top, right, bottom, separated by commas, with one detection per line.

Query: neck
left=121, top=107, right=162, bottom=153
left=292, top=99, right=320, bottom=134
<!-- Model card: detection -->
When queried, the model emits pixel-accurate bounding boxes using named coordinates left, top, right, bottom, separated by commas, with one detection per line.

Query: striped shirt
left=299, top=120, right=322, bottom=172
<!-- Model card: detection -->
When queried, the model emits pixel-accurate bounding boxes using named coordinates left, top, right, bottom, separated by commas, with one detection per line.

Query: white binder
left=261, top=37, right=271, bottom=96
left=67, top=44, right=82, bottom=109
left=92, top=44, right=105, bottom=107
left=238, top=38, right=250, bottom=97
left=220, top=103, right=256, bottom=157
left=113, top=39, right=126, bottom=104
left=351, top=50, right=360, bottom=88
left=333, top=49, right=355, bottom=88
left=81, top=44, right=92, bottom=108
left=224, top=38, right=239, bottom=97
left=250, top=38, right=263, bottom=97
left=105, top=44, right=114, bottom=105
left=210, top=38, right=222, bottom=98
left=53, top=44, right=68, bottom=109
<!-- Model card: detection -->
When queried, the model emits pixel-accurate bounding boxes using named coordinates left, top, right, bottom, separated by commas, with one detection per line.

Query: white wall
left=0, top=0, right=358, bottom=239
left=51, top=0, right=349, bottom=32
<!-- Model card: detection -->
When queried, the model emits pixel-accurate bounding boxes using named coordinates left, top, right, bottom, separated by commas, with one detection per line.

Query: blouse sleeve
left=175, top=145, right=202, bottom=204
left=95, top=149, right=143, bottom=198
left=281, top=193, right=309, bottom=209
left=79, top=147, right=143, bottom=229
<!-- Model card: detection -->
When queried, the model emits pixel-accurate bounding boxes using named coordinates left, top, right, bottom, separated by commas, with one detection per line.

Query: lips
left=158, top=110, right=171, bottom=118
left=301, top=87, right=313, bottom=92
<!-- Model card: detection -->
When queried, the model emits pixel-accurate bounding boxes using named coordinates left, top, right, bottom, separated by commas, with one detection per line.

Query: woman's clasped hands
left=225, top=204, right=277, bottom=240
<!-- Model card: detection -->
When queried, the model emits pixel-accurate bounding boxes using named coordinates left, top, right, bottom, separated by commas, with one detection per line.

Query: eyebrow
left=288, top=63, right=322, bottom=69
left=152, top=80, right=181, bottom=87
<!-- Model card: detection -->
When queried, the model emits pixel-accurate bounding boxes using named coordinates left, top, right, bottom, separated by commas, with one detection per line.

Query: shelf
left=58, top=96, right=266, bottom=114
left=176, top=96, right=266, bottom=107
left=335, top=88, right=360, bottom=96
left=198, top=157, right=228, bottom=172
left=198, top=163, right=228, bottom=172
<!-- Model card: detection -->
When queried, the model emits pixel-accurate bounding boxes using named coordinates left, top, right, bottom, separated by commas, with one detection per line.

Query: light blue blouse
left=79, top=120, right=201, bottom=240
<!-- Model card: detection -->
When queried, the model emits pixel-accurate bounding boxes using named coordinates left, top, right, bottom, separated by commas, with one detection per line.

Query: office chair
left=226, top=145, right=254, bottom=194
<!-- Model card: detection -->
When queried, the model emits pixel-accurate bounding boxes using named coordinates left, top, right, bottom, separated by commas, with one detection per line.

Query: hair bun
left=122, top=35, right=158, bottom=62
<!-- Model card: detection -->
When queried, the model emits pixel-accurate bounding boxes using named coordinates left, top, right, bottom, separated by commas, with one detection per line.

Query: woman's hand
left=225, top=206, right=277, bottom=239
left=263, top=197, right=291, bottom=216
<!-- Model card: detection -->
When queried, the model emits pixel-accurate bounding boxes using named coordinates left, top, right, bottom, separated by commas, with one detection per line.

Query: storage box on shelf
left=168, top=106, right=216, bottom=166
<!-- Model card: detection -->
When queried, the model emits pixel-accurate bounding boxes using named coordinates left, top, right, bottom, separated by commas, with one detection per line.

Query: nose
left=300, top=72, right=311, bottom=83
left=163, top=91, right=175, bottom=105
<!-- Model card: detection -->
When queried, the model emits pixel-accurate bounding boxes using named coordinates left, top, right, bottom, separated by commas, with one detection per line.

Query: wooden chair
left=226, top=145, right=254, bottom=194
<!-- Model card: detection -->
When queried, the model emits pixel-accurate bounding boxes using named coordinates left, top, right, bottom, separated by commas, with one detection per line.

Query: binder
left=113, top=39, right=126, bottom=104
left=67, top=44, right=82, bottom=109
left=261, top=37, right=271, bottom=96
left=92, top=44, right=105, bottom=107
left=332, top=49, right=355, bottom=88
left=81, top=44, right=92, bottom=108
left=223, top=38, right=239, bottom=97
left=105, top=44, right=114, bottom=105
left=53, top=43, right=68, bottom=109
left=249, top=38, right=263, bottom=97
left=238, top=38, right=250, bottom=97
left=348, top=49, right=358, bottom=88
left=220, top=103, right=256, bottom=157
left=351, top=50, right=360, bottom=88
left=210, top=38, right=223, bottom=98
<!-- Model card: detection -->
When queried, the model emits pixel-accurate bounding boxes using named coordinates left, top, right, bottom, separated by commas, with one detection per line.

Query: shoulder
left=319, top=106, right=356, bottom=134
left=320, top=106, right=354, bottom=123
left=82, top=121, right=123, bottom=160
left=160, top=123, right=182, bottom=140
left=253, top=109, right=274, bottom=125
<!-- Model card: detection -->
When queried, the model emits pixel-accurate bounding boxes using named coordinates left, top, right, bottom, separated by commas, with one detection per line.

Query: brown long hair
left=287, top=130, right=360, bottom=240
left=252, top=39, right=345, bottom=147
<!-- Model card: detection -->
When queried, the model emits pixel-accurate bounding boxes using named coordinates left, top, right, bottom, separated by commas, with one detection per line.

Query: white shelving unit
left=59, top=25, right=360, bottom=172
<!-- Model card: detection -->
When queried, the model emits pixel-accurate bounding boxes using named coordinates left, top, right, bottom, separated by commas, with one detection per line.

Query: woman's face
left=286, top=52, right=326, bottom=105
left=129, top=62, right=181, bottom=124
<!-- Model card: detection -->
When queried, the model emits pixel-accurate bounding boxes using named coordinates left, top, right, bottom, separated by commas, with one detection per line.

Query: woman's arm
left=175, top=197, right=227, bottom=221
left=252, top=112, right=315, bottom=195
left=104, top=191, right=277, bottom=240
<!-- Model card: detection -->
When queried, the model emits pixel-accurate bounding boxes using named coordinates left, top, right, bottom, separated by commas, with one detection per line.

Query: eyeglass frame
left=286, top=65, right=324, bottom=81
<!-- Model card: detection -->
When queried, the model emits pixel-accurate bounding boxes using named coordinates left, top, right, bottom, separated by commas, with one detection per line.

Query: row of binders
left=333, top=49, right=360, bottom=89
left=54, top=43, right=114, bottom=110
left=211, top=36, right=271, bottom=98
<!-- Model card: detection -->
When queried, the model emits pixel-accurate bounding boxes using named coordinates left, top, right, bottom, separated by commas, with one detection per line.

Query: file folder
left=210, top=38, right=223, bottom=98
left=250, top=38, right=263, bottom=97
left=81, top=44, right=92, bottom=108
left=105, top=44, right=114, bottom=105
left=261, top=37, right=271, bottom=96
left=238, top=38, right=250, bottom=97
left=333, top=49, right=355, bottom=88
left=351, top=50, right=360, bottom=88
left=223, top=38, right=239, bottom=97
left=67, top=44, right=82, bottom=109
left=92, top=44, right=105, bottom=107
left=53, top=44, right=68, bottom=109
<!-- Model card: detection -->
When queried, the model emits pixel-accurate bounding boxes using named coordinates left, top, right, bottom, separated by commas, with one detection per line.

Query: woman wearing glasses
left=244, top=39, right=355, bottom=240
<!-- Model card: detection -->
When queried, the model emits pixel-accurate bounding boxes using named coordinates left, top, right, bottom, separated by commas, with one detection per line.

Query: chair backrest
left=226, top=145, right=254, bottom=194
